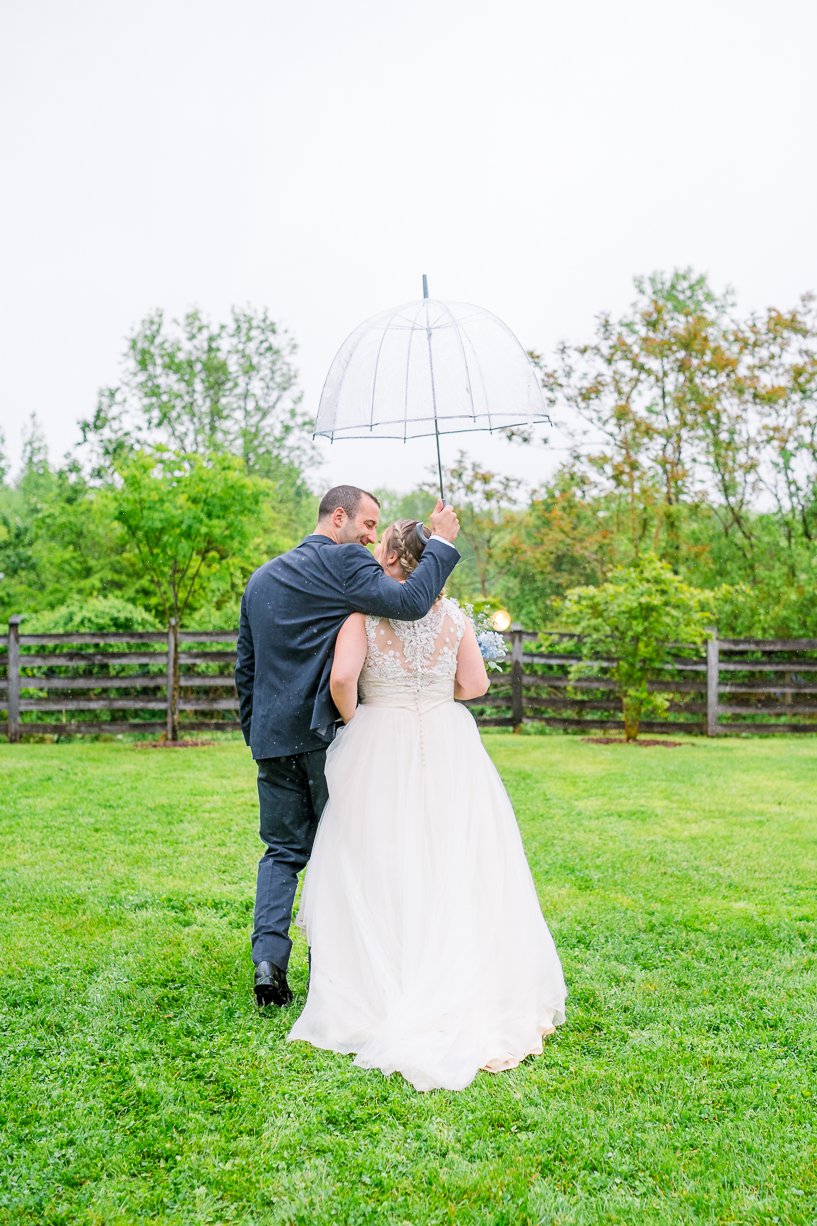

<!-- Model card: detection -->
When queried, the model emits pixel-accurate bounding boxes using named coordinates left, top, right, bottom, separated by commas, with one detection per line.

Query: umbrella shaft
left=434, top=421, right=445, bottom=505
left=424, top=295, right=445, bottom=504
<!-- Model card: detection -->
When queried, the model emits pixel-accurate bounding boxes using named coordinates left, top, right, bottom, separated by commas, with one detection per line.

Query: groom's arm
left=340, top=538, right=460, bottom=620
left=235, top=591, right=255, bottom=745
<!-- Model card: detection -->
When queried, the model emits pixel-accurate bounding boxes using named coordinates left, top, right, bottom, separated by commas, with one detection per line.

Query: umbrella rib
left=461, top=322, right=494, bottom=431
left=369, top=303, right=409, bottom=432
left=436, top=300, right=480, bottom=425
left=491, top=311, right=545, bottom=428
left=403, top=304, right=424, bottom=442
left=399, top=321, right=414, bottom=446
left=418, top=297, right=445, bottom=497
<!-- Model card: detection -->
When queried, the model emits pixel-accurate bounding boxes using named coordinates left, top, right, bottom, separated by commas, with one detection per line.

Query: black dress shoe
left=254, top=960, right=293, bottom=1008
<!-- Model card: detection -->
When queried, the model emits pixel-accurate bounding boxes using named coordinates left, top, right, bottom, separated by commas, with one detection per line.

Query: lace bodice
left=360, top=597, right=465, bottom=708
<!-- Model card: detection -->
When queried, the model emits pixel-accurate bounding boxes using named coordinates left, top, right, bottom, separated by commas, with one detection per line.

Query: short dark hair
left=317, top=485, right=380, bottom=520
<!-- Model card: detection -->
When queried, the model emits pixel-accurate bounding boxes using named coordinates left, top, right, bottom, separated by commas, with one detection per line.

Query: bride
left=288, top=519, right=566, bottom=1091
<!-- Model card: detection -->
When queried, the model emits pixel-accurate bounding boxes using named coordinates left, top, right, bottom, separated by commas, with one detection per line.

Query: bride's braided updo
left=384, top=519, right=426, bottom=577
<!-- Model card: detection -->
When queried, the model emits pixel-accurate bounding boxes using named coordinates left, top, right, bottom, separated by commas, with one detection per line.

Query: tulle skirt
left=288, top=698, right=567, bottom=1091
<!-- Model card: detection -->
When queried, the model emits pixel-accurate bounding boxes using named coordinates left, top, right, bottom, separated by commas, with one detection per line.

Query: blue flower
left=476, top=629, right=508, bottom=667
left=452, top=600, right=508, bottom=670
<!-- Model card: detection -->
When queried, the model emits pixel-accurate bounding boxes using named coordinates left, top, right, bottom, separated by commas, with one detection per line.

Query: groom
left=235, top=484, right=460, bottom=1008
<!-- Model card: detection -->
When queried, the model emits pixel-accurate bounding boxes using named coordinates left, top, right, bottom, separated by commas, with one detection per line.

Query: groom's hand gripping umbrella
left=313, top=277, right=551, bottom=503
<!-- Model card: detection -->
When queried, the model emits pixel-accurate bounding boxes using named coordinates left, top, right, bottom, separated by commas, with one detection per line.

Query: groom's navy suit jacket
left=235, top=533, right=459, bottom=760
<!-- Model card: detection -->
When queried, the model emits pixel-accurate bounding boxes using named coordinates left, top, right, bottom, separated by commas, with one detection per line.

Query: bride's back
left=360, top=598, right=465, bottom=707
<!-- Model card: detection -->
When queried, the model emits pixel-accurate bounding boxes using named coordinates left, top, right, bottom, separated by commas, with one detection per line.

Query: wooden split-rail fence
left=1, top=618, right=816, bottom=741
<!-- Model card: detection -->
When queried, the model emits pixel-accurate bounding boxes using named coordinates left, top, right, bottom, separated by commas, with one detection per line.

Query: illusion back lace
left=360, top=597, right=465, bottom=711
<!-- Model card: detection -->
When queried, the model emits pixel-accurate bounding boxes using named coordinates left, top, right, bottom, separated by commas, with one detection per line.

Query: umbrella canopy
left=314, top=281, right=549, bottom=499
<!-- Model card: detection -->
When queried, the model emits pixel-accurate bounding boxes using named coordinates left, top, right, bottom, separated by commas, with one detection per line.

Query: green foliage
left=4, top=278, right=817, bottom=642
left=0, top=442, right=314, bottom=631
left=112, top=449, right=264, bottom=624
left=24, top=596, right=159, bottom=635
left=251, top=457, right=317, bottom=562
left=371, top=485, right=429, bottom=526
left=492, top=269, right=817, bottom=634
left=556, top=553, right=715, bottom=739
left=492, top=477, right=817, bottom=638
left=495, top=469, right=612, bottom=627
left=538, top=268, right=747, bottom=565
left=0, top=314, right=315, bottom=631
left=81, top=306, right=312, bottom=477
left=0, top=431, right=125, bottom=625
left=1, top=736, right=815, bottom=1223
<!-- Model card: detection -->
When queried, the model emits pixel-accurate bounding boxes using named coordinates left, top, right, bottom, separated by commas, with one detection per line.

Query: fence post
left=7, top=615, right=22, bottom=743
left=706, top=628, right=719, bottom=737
left=167, top=619, right=178, bottom=741
left=783, top=669, right=793, bottom=711
left=511, top=625, right=524, bottom=730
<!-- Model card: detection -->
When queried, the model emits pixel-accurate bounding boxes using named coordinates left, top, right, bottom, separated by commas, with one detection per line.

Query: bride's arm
left=454, top=622, right=490, bottom=701
left=330, top=614, right=368, bottom=723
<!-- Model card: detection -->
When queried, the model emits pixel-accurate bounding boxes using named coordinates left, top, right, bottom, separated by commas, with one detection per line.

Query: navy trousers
left=251, top=749, right=329, bottom=970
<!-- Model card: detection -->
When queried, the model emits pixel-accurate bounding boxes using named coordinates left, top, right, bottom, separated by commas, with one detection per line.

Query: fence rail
left=2, top=619, right=817, bottom=741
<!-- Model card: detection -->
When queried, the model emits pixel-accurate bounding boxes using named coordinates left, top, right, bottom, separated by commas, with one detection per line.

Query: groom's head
left=317, top=485, right=381, bottom=547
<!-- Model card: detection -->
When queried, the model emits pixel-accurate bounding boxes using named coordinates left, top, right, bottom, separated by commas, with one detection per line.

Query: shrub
left=556, top=554, right=714, bottom=740
left=24, top=596, right=160, bottom=635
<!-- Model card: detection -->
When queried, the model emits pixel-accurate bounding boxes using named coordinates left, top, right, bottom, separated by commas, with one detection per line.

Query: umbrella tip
left=422, top=274, right=429, bottom=299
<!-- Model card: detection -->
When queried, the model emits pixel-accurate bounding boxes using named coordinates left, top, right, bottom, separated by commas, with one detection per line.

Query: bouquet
left=458, top=602, right=508, bottom=671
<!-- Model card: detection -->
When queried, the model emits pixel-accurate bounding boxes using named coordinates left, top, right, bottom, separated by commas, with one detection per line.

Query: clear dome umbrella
left=314, top=276, right=550, bottom=502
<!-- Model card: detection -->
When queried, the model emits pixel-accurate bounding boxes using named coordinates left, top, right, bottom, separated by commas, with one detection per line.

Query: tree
left=81, top=306, right=311, bottom=478
left=540, top=270, right=746, bottom=565
left=112, top=449, right=263, bottom=626
left=18, top=414, right=50, bottom=487
left=0, top=425, right=125, bottom=626
left=497, top=469, right=616, bottom=627
left=749, top=296, right=817, bottom=565
left=557, top=554, right=714, bottom=741
left=112, top=449, right=263, bottom=737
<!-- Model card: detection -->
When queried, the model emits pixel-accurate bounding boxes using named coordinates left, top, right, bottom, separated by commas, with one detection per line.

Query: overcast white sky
left=2, top=0, right=816, bottom=498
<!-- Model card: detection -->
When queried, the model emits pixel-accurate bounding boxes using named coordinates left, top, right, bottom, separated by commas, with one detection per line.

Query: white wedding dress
left=287, top=598, right=566, bottom=1091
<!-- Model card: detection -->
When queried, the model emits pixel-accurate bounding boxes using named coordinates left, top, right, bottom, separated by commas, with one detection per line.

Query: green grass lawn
left=1, top=734, right=816, bottom=1225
